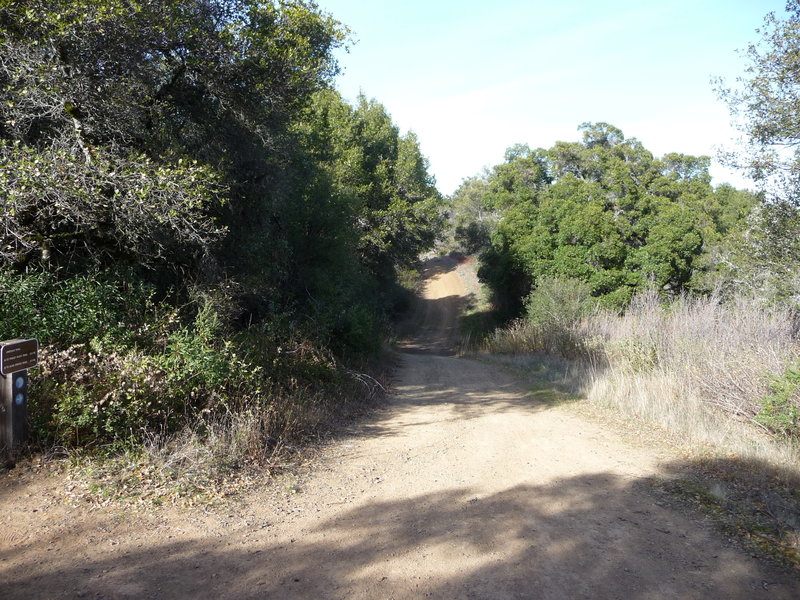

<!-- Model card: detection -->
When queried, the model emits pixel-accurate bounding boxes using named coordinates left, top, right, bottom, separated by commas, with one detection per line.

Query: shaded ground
left=395, top=255, right=474, bottom=355
left=1, top=255, right=798, bottom=598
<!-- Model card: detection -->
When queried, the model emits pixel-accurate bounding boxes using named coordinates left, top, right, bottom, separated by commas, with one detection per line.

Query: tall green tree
left=1, top=0, right=442, bottom=346
left=473, top=124, right=754, bottom=316
left=0, top=0, right=348, bottom=286
left=714, top=1, right=800, bottom=302
left=299, top=90, right=442, bottom=287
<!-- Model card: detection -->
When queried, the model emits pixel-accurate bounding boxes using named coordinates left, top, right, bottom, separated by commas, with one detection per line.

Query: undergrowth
left=1, top=266, right=388, bottom=504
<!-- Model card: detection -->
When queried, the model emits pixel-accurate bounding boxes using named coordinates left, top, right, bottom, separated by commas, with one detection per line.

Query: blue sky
left=316, top=1, right=786, bottom=195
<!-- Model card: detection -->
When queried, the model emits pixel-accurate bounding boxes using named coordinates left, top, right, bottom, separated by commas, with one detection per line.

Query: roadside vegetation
left=0, top=0, right=440, bottom=500
left=443, top=3, right=800, bottom=567
left=3, top=0, right=800, bottom=534
left=480, top=287, right=800, bottom=465
left=444, top=0, right=800, bottom=469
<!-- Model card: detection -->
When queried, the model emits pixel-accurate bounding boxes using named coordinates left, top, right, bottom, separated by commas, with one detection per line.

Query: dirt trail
left=2, top=256, right=799, bottom=598
left=395, top=256, right=469, bottom=355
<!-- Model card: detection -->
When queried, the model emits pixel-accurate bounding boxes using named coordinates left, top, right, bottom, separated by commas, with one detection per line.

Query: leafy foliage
left=758, top=363, right=800, bottom=439
left=0, top=1, right=441, bottom=454
left=0, top=141, right=225, bottom=271
left=713, top=2, right=800, bottom=304
left=0, top=265, right=152, bottom=346
left=0, top=0, right=348, bottom=285
left=299, top=90, right=443, bottom=286
left=716, top=1, right=800, bottom=200
left=466, top=124, right=756, bottom=316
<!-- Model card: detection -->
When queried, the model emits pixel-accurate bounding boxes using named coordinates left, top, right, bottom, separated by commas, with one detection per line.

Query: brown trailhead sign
left=0, top=338, right=39, bottom=375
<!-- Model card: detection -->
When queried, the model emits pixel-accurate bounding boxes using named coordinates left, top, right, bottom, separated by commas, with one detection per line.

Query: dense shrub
left=463, top=126, right=757, bottom=315
left=0, top=266, right=153, bottom=346
left=0, top=1, right=440, bottom=461
left=758, top=363, right=800, bottom=439
left=525, top=276, right=596, bottom=354
left=29, top=294, right=369, bottom=451
left=482, top=276, right=596, bottom=357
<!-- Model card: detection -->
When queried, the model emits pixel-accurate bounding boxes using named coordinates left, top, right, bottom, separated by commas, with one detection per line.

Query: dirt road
left=2, top=256, right=798, bottom=598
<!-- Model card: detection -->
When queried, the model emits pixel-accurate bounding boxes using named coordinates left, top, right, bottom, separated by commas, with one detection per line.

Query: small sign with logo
left=0, top=339, right=39, bottom=376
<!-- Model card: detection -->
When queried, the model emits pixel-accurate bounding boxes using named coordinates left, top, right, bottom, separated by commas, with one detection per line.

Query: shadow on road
left=4, top=463, right=797, bottom=599
left=5, top=253, right=798, bottom=598
left=395, top=294, right=476, bottom=356
left=417, top=255, right=460, bottom=279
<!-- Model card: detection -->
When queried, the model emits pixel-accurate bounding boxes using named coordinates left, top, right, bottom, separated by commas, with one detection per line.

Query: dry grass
left=478, top=291, right=800, bottom=568
left=481, top=291, right=800, bottom=475
left=584, top=292, right=797, bottom=419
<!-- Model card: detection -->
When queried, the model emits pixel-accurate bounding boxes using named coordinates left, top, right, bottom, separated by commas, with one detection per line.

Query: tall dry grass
left=585, top=291, right=797, bottom=417
left=482, top=290, right=800, bottom=471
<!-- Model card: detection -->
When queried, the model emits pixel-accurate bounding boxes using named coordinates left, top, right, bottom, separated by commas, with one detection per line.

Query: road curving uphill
left=1, top=256, right=798, bottom=599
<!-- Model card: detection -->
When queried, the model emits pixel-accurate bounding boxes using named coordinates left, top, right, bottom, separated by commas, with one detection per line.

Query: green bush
left=32, top=298, right=259, bottom=448
left=0, top=266, right=152, bottom=346
left=28, top=287, right=372, bottom=450
left=526, top=276, right=594, bottom=328
left=757, top=364, right=800, bottom=439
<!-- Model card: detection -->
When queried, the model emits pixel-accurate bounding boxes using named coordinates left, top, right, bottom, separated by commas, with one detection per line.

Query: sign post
left=0, top=339, right=38, bottom=452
